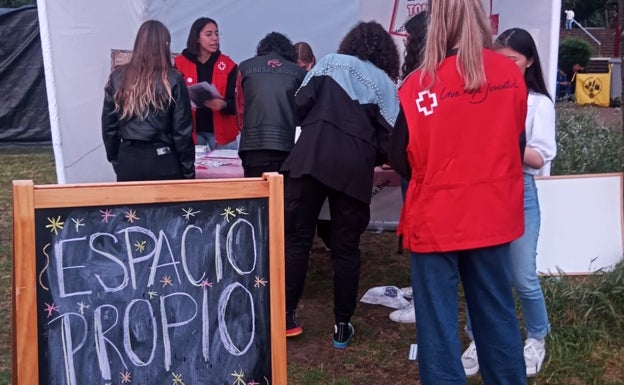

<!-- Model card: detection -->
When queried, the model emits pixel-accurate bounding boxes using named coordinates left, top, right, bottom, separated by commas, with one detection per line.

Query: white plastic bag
left=360, top=286, right=411, bottom=309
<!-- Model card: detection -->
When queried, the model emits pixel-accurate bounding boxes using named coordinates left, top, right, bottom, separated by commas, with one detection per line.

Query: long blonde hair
left=420, top=0, right=492, bottom=90
left=112, top=20, right=174, bottom=120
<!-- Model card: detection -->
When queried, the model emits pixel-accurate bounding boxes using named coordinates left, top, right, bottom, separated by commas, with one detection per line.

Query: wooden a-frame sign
left=12, top=174, right=286, bottom=385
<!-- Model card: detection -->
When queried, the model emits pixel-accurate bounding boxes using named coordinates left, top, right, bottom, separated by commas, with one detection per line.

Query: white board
left=536, top=173, right=624, bottom=274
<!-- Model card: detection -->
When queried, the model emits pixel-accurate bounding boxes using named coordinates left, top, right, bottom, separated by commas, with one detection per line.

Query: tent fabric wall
left=37, top=0, right=358, bottom=183
left=38, top=0, right=561, bottom=183
left=0, top=5, right=50, bottom=143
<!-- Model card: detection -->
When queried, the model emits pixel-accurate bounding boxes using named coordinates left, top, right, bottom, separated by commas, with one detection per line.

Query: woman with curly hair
left=401, top=11, right=428, bottom=79
left=282, top=21, right=399, bottom=349
left=236, top=32, right=307, bottom=177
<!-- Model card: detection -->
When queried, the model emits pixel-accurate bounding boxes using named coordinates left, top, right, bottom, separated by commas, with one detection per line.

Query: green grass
left=1, top=144, right=624, bottom=385
left=0, top=145, right=56, bottom=385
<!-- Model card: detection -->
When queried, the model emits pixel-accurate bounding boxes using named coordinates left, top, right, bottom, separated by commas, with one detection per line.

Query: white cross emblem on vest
left=416, top=90, right=438, bottom=116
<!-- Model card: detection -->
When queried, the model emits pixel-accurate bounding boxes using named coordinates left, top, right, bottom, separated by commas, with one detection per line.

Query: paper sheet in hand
left=188, top=81, right=222, bottom=107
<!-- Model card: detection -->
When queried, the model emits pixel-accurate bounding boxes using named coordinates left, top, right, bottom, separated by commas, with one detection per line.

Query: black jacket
left=281, top=75, right=394, bottom=204
left=102, top=67, right=195, bottom=179
left=237, top=52, right=307, bottom=152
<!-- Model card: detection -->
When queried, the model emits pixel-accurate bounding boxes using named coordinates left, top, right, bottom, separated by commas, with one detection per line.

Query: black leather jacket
left=237, top=53, right=307, bottom=152
left=102, top=67, right=195, bottom=179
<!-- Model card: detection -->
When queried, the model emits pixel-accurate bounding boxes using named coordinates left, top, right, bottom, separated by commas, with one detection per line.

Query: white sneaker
left=400, top=286, right=413, bottom=300
left=461, top=341, right=479, bottom=377
left=389, top=302, right=415, bottom=323
left=524, top=338, right=546, bottom=377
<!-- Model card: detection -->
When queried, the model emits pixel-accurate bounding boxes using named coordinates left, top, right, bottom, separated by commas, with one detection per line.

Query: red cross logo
left=416, top=90, right=438, bottom=116
left=267, top=59, right=282, bottom=68
left=217, top=61, right=226, bottom=71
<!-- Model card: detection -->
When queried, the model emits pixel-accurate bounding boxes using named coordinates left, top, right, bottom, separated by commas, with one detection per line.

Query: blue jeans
left=565, top=19, right=573, bottom=29
left=196, top=132, right=239, bottom=150
left=411, top=244, right=525, bottom=385
left=467, top=174, right=550, bottom=340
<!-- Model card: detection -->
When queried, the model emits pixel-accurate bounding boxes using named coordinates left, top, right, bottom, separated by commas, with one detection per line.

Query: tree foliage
left=0, top=0, right=35, bottom=8
left=562, top=0, right=618, bottom=27
left=558, top=38, right=592, bottom=77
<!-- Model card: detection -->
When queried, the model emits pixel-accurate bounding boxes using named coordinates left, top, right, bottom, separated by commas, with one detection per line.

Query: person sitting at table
left=281, top=21, right=399, bottom=349
left=556, top=68, right=571, bottom=101
left=236, top=32, right=307, bottom=177
left=102, top=20, right=195, bottom=181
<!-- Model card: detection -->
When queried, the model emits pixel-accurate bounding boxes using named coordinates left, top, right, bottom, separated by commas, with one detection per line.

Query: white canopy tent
left=37, top=0, right=561, bottom=183
left=36, top=0, right=624, bottom=275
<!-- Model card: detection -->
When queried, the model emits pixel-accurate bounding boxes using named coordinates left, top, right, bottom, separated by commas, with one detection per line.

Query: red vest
left=174, top=53, right=238, bottom=145
left=398, top=49, right=527, bottom=252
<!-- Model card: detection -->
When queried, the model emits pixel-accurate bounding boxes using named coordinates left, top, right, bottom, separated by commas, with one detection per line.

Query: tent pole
left=36, top=0, right=66, bottom=184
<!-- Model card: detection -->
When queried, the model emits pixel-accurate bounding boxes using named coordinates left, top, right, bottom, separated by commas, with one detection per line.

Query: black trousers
left=115, top=140, right=183, bottom=182
left=243, top=160, right=284, bottom=178
left=284, top=175, right=370, bottom=323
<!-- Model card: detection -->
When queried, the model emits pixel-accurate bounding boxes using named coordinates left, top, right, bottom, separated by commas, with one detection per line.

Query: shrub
left=552, top=105, right=624, bottom=175
left=558, top=38, right=593, bottom=77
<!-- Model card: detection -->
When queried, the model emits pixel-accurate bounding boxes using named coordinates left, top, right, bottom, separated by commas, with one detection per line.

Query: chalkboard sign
left=12, top=175, right=286, bottom=385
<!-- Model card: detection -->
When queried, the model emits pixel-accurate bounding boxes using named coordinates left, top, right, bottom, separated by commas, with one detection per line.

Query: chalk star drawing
left=235, top=207, right=249, bottom=215
left=254, top=276, right=268, bottom=288
left=147, top=291, right=158, bottom=299
left=182, top=207, right=200, bottom=220
left=44, top=302, right=59, bottom=318
left=134, top=240, right=147, bottom=252
left=231, top=370, right=246, bottom=385
left=160, top=275, right=173, bottom=287
left=77, top=301, right=90, bottom=315
left=45, top=216, right=64, bottom=235
left=120, top=371, right=132, bottom=383
left=247, top=380, right=260, bottom=385
left=200, top=279, right=213, bottom=288
left=124, top=209, right=139, bottom=223
left=100, top=209, right=116, bottom=223
left=71, top=218, right=85, bottom=232
left=172, top=372, right=185, bottom=385
left=221, top=207, right=237, bottom=222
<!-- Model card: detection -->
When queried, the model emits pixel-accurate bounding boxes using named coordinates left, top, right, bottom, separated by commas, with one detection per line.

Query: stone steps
left=559, top=28, right=617, bottom=58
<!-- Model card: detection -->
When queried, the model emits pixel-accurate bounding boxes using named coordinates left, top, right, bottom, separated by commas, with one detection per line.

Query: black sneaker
left=332, top=322, right=355, bottom=349
left=286, top=311, right=302, bottom=337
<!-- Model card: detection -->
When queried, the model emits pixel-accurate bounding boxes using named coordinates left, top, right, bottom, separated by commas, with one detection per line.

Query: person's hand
left=203, top=98, right=227, bottom=110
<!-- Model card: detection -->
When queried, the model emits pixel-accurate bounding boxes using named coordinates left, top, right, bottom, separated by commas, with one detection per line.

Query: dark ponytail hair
left=495, top=28, right=551, bottom=99
left=402, top=12, right=427, bottom=78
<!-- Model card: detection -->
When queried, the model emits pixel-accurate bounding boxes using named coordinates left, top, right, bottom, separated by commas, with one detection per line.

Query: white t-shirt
left=524, top=92, right=557, bottom=176
left=565, top=10, right=575, bottom=21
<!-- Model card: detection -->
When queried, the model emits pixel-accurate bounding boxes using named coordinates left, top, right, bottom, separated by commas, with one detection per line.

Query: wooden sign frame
left=12, top=174, right=286, bottom=385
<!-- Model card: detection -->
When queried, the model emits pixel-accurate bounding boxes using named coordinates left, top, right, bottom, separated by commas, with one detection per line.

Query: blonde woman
left=396, top=0, right=528, bottom=383
left=102, top=20, right=195, bottom=181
